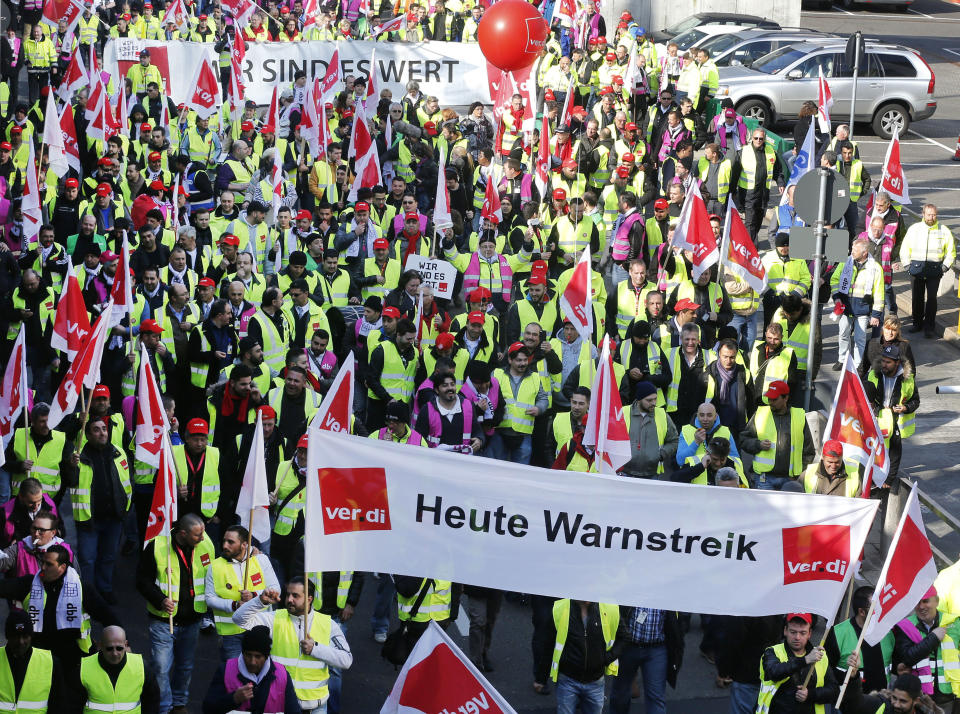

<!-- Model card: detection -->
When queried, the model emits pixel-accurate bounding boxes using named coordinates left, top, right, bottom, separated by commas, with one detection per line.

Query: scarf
left=358, top=317, right=381, bottom=338
left=403, top=230, right=422, bottom=262
left=835, top=256, right=856, bottom=296
left=715, top=361, right=736, bottom=403
left=28, top=566, right=83, bottom=633
left=221, top=385, right=250, bottom=423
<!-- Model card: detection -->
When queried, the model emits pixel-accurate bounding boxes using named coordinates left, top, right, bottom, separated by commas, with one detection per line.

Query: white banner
left=305, top=432, right=879, bottom=617
left=106, top=39, right=491, bottom=106
left=404, top=254, right=456, bottom=300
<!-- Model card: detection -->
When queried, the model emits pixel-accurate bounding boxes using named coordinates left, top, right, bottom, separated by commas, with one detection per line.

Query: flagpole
left=833, top=600, right=876, bottom=707
left=167, top=540, right=174, bottom=634
left=22, top=407, right=30, bottom=461
left=242, top=507, right=254, bottom=587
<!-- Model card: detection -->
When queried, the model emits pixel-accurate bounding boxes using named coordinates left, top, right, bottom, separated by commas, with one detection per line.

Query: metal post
left=804, top=167, right=829, bottom=412
left=848, top=33, right=861, bottom=142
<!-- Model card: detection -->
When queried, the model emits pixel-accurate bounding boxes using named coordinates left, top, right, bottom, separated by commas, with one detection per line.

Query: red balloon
left=477, top=0, right=550, bottom=72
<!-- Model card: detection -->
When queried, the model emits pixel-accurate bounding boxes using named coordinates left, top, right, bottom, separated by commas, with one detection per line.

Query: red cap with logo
left=654, top=198, right=669, bottom=210
left=435, top=332, right=455, bottom=350
left=140, top=122, right=152, bottom=132
left=625, top=122, right=638, bottom=131
left=65, top=178, right=80, bottom=188
left=615, top=166, right=630, bottom=178
left=261, top=124, right=275, bottom=134
left=468, top=310, right=486, bottom=324
left=92, top=384, right=111, bottom=399
left=468, top=287, right=492, bottom=302
left=186, top=418, right=209, bottom=435
left=139, top=319, right=163, bottom=334
left=241, top=121, right=254, bottom=131
left=148, top=151, right=162, bottom=162
left=258, top=405, right=277, bottom=420
left=355, top=201, right=370, bottom=212
left=382, top=306, right=402, bottom=319
left=373, top=238, right=389, bottom=251
left=822, top=439, right=844, bottom=458
left=404, top=212, right=419, bottom=221
left=674, top=298, right=700, bottom=313
left=0, top=142, right=10, bottom=151
left=297, top=434, right=309, bottom=449
left=198, top=277, right=215, bottom=287
left=149, top=180, right=166, bottom=191
left=424, top=121, right=438, bottom=135
left=296, top=209, right=312, bottom=220
left=507, top=341, right=526, bottom=355
left=220, top=234, right=240, bottom=246
left=764, top=379, right=791, bottom=400
left=96, top=183, right=112, bottom=197
left=622, top=152, right=635, bottom=163
left=552, top=188, right=567, bottom=200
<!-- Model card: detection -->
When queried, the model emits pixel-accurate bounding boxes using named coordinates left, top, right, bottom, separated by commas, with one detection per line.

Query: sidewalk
left=891, top=272, right=960, bottom=345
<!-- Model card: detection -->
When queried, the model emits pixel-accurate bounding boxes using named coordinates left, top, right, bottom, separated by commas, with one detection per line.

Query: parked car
left=654, top=24, right=749, bottom=56
left=713, top=40, right=937, bottom=138
left=699, top=29, right=836, bottom=68
left=649, top=13, right=780, bottom=44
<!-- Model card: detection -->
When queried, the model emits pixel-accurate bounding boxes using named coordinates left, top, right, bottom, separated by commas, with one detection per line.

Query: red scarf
left=403, top=230, right=422, bottom=262
left=221, top=385, right=250, bottom=423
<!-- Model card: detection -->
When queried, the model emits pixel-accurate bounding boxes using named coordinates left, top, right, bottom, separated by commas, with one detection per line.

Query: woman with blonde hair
left=858, top=314, right=916, bottom=377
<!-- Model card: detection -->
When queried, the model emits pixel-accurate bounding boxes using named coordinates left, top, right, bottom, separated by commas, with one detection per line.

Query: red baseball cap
left=98, top=157, right=112, bottom=166
left=507, top=341, right=526, bottom=355
left=552, top=188, right=567, bottom=200
left=588, top=37, right=600, bottom=45
left=261, top=124, right=275, bottom=134
left=599, top=85, right=614, bottom=95
left=615, top=166, right=630, bottom=178
left=149, top=180, right=166, bottom=191
left=613, top=75, right=623, bottom=85
left=198, top=277, right=215, bottom=287
left=571, top=106, right=587, bottom=118
left=198, top=13, right=208, bottom=19
left=100, top=251, right=119, bottom=263
left=382, top=306, right=401, bottom=319
left=296, top=209, right=312, bottom=220
left=139, top=319, right=163, bottom=334
left=186, top=418, right=209, bottom=435
left=561, top=158, right=578, bottom=170
left=355, top=201, right=370, bottom=212
left=544, top=89, right=555, bottom=102
left=764, top=379, right=790, bottom=400
left=342, top=108, right=354, bottom=118
left=787, top=613, right=812, bottom=625
left=605, top=53, right=615, bottom=62
left=435, top=332, right=455, bottom=350
left=528, top=272, right=547, bottom=286
left=423, top=121, right=438, bottom=135
left=822, top=439, right=844, bottom=458
left=468, top=310, right=486, bottom=324
left=373, top=238, right=389, bottom=250
left=121, top=12, right=131, bottom=19
left=404, top=212, right=419, bottom=221
left=654, top=198, right=669, bottom=210
left=674, top=298, right=700, bottom=313
left=96, top=183, right=112, bottom=197
left=468, top=287, right=492, bottom=302
left=624, top=122, right=638, bottom=131
left=65, top=178, right=79, bottom=188
left=92, top=384, right=110, bottom=399
left=258, top=405, right=277, bottom=420
left=220, top=234, right=240, bottom=246
left=148, top=151, right=162, bottom=162
left=622, top=152, right=635, bottom=163
left=0, top=142, right=10, bottom=151
left=140, top=122, right=152, bottom=132
left=297, top=434, right=309, bottom=449
left=241, top=121, right=254, bottom=131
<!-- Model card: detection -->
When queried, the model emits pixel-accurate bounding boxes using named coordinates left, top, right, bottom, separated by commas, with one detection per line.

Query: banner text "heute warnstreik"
left=415, top=494, right=758, bottom=560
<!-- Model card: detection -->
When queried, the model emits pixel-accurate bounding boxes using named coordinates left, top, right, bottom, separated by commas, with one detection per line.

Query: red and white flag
left=371, top=14, right=404, bottom=38
left=346, top=102, right=382, bottom=202
left=365, top=48, right=377, bottom=106
left=301, top=79, right=322, bottom=158
left=879, top=128, right=910, bottom=205
left=722, top=200, right=767, bottom=293
left=582, top=338, right=631, bottom=475
left=309, top=351, right=355, bottom=434
left=480, top=172, right=502, bottom=224
left=433, top=146, right=452, bottom=229
left=302, top=0, right=321, bottom=27
left=221, top=0, right=256, bottom=26
left=135, top=344, right=169, bottom=467
left=50, top=260, right=91, bottom=361
left=20, top=141, right=42, bottom=248
left=48, top=303, right=113, bottom=428
left=862, top=488, right=937, bottom=646
left=672, top=181, right=719, bottom=281
left=236, top=411, right=272, bottom=543
left=823, top=355, right=889, bottom=491
left=319, top=48, right=341, bottom=101
left=58, top=50, right=87, bottom=102
left=559, top=248, right=593, bottom=340
left=162, top=0, right=191, bottom=33
left=115, top=83, right=129, bottom=138
left=381, top=620, right=516, bottom=714
left=85, top=72, right=107, bottom=122
left=534, top=112, right=550, bottom=199
left=553, top=0, right=576, bottom=26
left=817, top=67, right=833, bottom=134
left=185, top=58, right=220, bottom=120
left=145, top=431, right=179, bottom=543
left=270, top=136, right=285, bottom=221
left=41, top=0, right=84, bottom=32
left=110, top=232, right=135, bottom=327
left=0, top=325, right=28, bottom=453
left=58, top=102, right=82, bottom=174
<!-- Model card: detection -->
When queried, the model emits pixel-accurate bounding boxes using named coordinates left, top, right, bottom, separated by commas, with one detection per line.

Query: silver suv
left=700, top=29, right=837, bottom=68
left=713, top=40, right=937, bottom=138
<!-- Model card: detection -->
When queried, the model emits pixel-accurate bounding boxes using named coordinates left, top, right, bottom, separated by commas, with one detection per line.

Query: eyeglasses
left=752, top=137, right=765, bottom=142
left=30, top=526, right=53, bottom=533
left=102, top=646, right=126, bottom=652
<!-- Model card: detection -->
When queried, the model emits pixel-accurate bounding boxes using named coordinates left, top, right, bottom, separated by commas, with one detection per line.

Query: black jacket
left=551, top=601, right=627, bottom=684
left=761, top=640, right=839, bottom=714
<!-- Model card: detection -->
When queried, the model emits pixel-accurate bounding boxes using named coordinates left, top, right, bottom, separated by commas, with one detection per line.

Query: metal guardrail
left=902, top=476, right=956, bottom=568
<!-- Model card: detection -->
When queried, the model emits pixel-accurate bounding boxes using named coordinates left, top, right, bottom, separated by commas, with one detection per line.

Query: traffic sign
left=794, top=168, right=850, bottom=225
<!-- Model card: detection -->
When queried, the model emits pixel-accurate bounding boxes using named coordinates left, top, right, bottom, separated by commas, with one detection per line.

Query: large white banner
left=305, top=431, right=879, bottom=617
left=105, top=39, right=491, bottom=106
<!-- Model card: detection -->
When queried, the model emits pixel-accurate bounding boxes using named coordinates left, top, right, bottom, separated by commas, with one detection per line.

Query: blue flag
left=788, top=117, right=816, bottom=188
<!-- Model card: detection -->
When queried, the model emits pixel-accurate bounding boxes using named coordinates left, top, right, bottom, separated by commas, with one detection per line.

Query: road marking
left=803, top=8, right=960, bottom=17
left=945, top=49, right=960, bottom=58
left=907, top=7, right=935, bottom=15
left=907, top=129, right=956, bottom=154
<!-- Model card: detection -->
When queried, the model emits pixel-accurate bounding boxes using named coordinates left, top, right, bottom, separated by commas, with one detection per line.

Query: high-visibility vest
left=209, top=556, right=267, bottom=635
left=830, top=257, right=884, bottom=302
left=554, top=216, right=593, bottom=255
left=493, top=368, right=541, bottom=435
left=185, top=129, right=217, bottom=165
left=308, top=571, right=354, bottom=611
left=10, top=429, right=65, bottom=496
left=0, top=646, right=52, bottom=713
left=317, top=270, right=352, bottom=309
left=615, top=280, right=655, bottom=337
left=171, top=445, right=220, bottom=518
left=7, top=288, right=55, bottom=340
left=273, top=461, right=306, bottom=537
left=750, top=343, right=795, bottom=405
left=763, top=255, right=812, bottom=296
left=188, top=328, right=216, bottom=389
left=145, top=534, right=215, bottom=618
left=679, top=423, right=733, bottom=464
left=272, top=609, right=332, bottom=703
left=802, top=462, right=860, bottom=497
left=71, top=448, right=131, bottom=523
left=672, top=281, right=725, bottom=317
left=548, top=338, right=593, bottom=398
left=832, top=618, right=893, bottom=680
left=397, top=578, right=452, bottom=623
left=867, top=371, right=916, bottom=442
left=393, top=141, right=415, bottom=184
left=370, top=341, right=417, bottom=404
left=281, top=301, right=330, bottom=345
left=621, top=406, right=669, bottom=474
left=121, top=350, right=167, bottom=398
left=696, top=156, right=731, bottom=206
left=515, top=298, right=558, bottom=337
left=758, top=643, right=829, bottom=714
left=726, top=276, right=760, bottom=313
left=550, top=599, right=619, bottom=682
left=751, top=406, right=806, bottom=476
left=773, top=309, right=812, bottom=372
left=361, top=258, right=401, bottom=302
left=126, top=63, right=162, bottom=95
left=900, top=221, right=956, bottom=266
left=248, top=310, right=291, bottom=376
left=80, top=652, right=144, bottom=714
left=837, top=160, right=865, bottom=202
left=24, top=38, right=55, bottom=69
left=902, top=613, right=960, bottom=695
left=682, top=454, right=747, bottom=486
left=588, top=144, right=612, bottom=189
left=737, top=144, right=777, bottom=191
left=620, top=339, right=665, bottom=406
left=665, top=348, right=715, bottom=413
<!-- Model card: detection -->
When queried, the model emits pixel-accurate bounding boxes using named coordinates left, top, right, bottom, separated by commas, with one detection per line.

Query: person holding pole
left=137, top=513, right=217, bottom=714
left=825, top=586, right=895, bottom=696
left=757, top=613, right=838, bottom=714
left=892, top=588, right=960, bottom=708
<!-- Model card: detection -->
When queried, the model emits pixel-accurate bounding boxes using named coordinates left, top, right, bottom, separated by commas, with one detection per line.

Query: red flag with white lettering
left=135, top=344, right=169, bottom=468
left=185, top=58, right=220, bottom=120
left=559, top=248, right=593, bottom=340
left=862, top=488, right=937, bottom=645
left=48, top=303, right=113, bottom=428
left=823, top=355, right=889, bottom=489
left=0, top=325, right=27, bottom=454
left=381, top=621, right=516, bottom=714
left=722, top=200, right=767, bottom=293
left=309, top=352, right=354, bottom=434
left=50, top=260, right=91, bottom=361
left=319, top=48, right=341, bottom=101
left=145, top=431, right=178, bottom=543
left=346, top=102, right=382, bottom=202
left=161, top=0, right=190, bottom=33
left=58, top=102, right=82, bottom=174
left=20, top=141, right=42, bottom=248
left=58, top=50, right=86, bottom=102
left=582, top=338, right=631, bottom=475
left=480, top=173, right=502, bottom=224
left=220, top=0, right=256, bottom=26
left=879, top=129, right=910, bottom=205
left=672, top=181, right=718, bottom=281
left=110, top=232, right=135, bottom=327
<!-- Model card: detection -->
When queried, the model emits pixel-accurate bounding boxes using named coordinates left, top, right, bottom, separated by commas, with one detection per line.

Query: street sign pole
left=804, top=167, right=830, bottom=411
left=846, top=32, right=863, bottom=142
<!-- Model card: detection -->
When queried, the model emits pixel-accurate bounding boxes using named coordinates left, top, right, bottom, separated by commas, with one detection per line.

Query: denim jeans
left=728, top=312, right=762, bottom=353
left=220, top=633, right=243, bottom=663
left=328, top=617, right=348, bottom=714
left=751, top=473, right=792, bottom=491
left=729, top=681, right=760, bottom=714
left=76, top=518, right=123, bottom=595
left=149, top=619, right=200, bottom=712
left=556, top=673, right=605, bottom=714
left=838, top=313, right=870, bottom=366
left=610, top=642, right=668, bottom=714
left=371, top=574, right=395, bottom=636
left=487, top=432, right=532, bottom=465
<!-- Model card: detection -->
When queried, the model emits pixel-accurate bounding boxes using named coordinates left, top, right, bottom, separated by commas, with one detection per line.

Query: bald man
left=78, top=626, right=162, bottom=714
left=676, top=401, right=740, bottom=467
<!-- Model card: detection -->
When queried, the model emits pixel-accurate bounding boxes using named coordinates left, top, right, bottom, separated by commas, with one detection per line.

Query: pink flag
left=582, top=338, right=631, bottom=475
left=722, top=200, right=766, bottom=293
left=48, top=303, right=113, bottom=428
left=0, top=325, right=28, bottom=453
left=817, top=67, right=833, bottom=134
left=672, top=181, right=718, bottom=281
left=879, top=129, right=910, bottom=205
left=559, top=248, right=593, bottom=340
left=50, top=260, right=91, bottom=361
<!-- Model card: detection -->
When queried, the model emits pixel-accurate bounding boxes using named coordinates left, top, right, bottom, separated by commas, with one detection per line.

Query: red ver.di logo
left=782, top=524, right=850, bottom=585
left=319, top=467, right=392, bottom=535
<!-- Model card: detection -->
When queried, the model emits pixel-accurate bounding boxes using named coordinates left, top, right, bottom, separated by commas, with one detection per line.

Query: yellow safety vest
left=751, top=406, right=806, bottom=476
left=370, top=340, right=417, bottom=404
left=10, top=429, right=65, bottom=496
left=737, top=145, right=777, bottom=191
left=750, top=343, right=796, bottom=405
left=802, top=462, right=860, bottom=497
left=665, top=348, right=714, bottom=412
left=248, top=310, right=291, bottom=376
left=171, top=445, right=220, bottom=518
left=209, top=556, right=267, bottom=635
left=867, top=371, right=916, bottom=442
left=0, top=646, right=52, bottom=714
left=494, top=368, right=541, bottom=435
left=758, top=643, right=829, bottom=714
left=71, top=448, right=131, bottom=523
left=397, top=578, right=452, bottom=623
left=272, top=609, right=332, bottom=703
left=773, top=309, right=812, bottom=372
left=621, top=406, right=669, bottom=474
left=80, top=652, right=144, bottom=714
left=361, top=258, right=401, bottom=302
left=550, top=599, right=619, bottom=682
left=145, top=534, right=215, bottom=618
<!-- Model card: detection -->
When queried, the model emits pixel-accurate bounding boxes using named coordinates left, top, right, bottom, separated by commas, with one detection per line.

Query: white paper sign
left=404, top=254, right=456, bottom=300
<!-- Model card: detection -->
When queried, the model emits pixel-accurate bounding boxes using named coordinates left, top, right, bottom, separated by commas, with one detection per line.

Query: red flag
left=220, top=0, right=256, bottom=25
left=433, top=146, right=452, bottom=229
left=581, top=338, right=631, bottom=474
left=534, top=112, right=550, bottom=199
left=319, top=48, right=341, bottom=101
left=817, top=67, right=833, bottom=134
left=722, top=201, right=766, bottom=293
left=50, top=260, right=91, bottom=361
left=823, top=355, right=889, bottom=489
left=20, top=141, right=42, bottom=248
left=862, top=488, right=937, bottom=645
left=672, top=182, right=718, bottom=281
left=110, top=232, right=135, bottom=327
left=480, top=173, right=502, bottom=224
left=58, top=102, right=82, bottom=174
left=880, top=129, right=910, bottom=205
left=186, top=58, right=220, bottom=120
left=145, top=431, right=178, bottom=543
left=41, top=0, right=83, bottom=31
left=270, top=137, right=285, bottom=220
left=0, top=325, right=28, bottom=453
left=382, top=621, right=515, bottom=714
left=58, top=50, right=87, bottom=101
left=365, top=49, right=377, bottom=104
left=346, top=102, right=381, bottom=202
left=371, top=14, right=404, bottom=38
left=559, top=248, right=593, bottom=340
left=310, top=352, right=354, bottom=434
left=135, top=345, right=169, bottom=467
left=115, top=83, right=128, bottom=138
left=48, top=303, right=113, bottom=428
